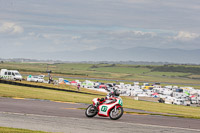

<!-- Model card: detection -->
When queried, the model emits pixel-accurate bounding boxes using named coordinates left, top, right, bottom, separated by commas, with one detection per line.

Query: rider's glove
left=100, top=98, right=104, bottom=102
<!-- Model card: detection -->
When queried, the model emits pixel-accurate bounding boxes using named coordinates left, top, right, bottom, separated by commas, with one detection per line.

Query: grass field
left=0, top=127, right=50, bottom=133
left=1, top=62, right=200, bottom=86
left=1, top=82, right=200, bottom=119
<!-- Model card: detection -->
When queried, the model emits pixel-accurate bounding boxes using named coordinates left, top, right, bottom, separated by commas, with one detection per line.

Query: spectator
left=77, top=84, right=81, bottom=91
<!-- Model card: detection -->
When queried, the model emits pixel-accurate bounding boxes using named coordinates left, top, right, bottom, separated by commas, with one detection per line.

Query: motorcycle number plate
left=101, top=106, right=108, bottom=112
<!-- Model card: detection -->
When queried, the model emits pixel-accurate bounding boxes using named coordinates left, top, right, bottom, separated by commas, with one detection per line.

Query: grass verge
left=0, top=82, right=103, bottom=104
left=0, top=127, right=50, bottom=133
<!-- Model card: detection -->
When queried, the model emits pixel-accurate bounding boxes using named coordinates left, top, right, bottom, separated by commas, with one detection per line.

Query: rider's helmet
left=113, top=89, right=120, bottom=97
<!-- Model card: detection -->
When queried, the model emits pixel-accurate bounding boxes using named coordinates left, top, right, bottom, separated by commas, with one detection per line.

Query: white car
left=27, top=75, right=44, bottom=83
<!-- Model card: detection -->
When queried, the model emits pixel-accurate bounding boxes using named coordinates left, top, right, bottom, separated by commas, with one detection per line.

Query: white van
left=27, top=75, right=44, bottom=83
left=173, top=98, right=185, bottom=105
left=0, top=69, right=22, bottom=81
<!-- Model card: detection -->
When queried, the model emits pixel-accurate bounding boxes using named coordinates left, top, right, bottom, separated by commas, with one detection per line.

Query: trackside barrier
left=0, top=79, right=104, bottom=96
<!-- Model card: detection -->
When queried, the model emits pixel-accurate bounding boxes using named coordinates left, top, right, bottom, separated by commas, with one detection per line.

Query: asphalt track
left=0, top=97, right=200, bottom=133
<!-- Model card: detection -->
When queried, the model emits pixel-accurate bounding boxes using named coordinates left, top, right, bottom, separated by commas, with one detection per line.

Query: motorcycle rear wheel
left=85, top=104, right=98, bottom=117
left=109, top=107, right=123, bottom=120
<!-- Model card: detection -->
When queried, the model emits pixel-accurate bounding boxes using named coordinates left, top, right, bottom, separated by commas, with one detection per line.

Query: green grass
left=22, top=80, right=106, bottom=95
left=0, top=127, right=50, bottom=133
left=93, top=67, right=150, bottom=74
left=1, top=62, right=200, bottom=86
left=123, top=97, right=200, bottom=119
left=0, top=83, right=104, bottom=104
left=1, top=82, right=200, bottom=119
left=145, top=71, right=191, bottom=77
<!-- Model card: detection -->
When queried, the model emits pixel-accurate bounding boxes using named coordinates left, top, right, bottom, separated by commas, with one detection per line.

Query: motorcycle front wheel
left=85, top=104, right=98, bottom=117
left=109, top=107, right=123, bottom=120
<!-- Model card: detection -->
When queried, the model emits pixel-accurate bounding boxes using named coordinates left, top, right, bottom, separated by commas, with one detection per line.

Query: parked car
left=27, top=75, right=44, bottom=83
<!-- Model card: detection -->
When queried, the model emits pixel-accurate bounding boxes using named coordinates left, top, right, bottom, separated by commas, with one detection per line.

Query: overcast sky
left=0, top=0, right=200, bottom=59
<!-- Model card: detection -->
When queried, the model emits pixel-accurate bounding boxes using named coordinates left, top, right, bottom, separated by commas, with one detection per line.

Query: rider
left=98, top=89, right=120, bottom=104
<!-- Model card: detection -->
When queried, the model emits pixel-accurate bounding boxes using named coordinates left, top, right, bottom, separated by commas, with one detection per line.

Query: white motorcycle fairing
left=97, top=98, right=122, bottom=117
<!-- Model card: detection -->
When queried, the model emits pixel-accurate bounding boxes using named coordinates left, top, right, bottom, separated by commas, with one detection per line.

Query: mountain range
left=4, top=47, right=200, bottom=64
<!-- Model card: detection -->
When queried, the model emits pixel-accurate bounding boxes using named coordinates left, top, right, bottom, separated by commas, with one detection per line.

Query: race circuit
left=0, top=97, right=200, bottom=133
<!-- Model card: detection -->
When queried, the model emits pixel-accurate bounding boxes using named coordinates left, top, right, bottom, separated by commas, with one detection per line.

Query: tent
left=99, top=85, right=107, bottom=89
left=185, top=91, right=190, bottom=96
left=70, top=81, right=77, bottom=84
left=87, top=83, right=93, bottom=86
left=59, top=81, right=65, bottom=84
left=152, top=93, right=158, bottom=95
left=64, top=80, right=69, bottom=83
left=70, top=81, right=77, bottom=85
left=152, top=93, right=158, bottom=98
left=190, top=95, right=195, bottom=98
left=82, top=83, right=86, bottom=85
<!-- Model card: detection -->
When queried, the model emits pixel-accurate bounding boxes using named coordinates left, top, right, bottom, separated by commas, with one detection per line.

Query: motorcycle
left=85, top=97, right=123, bottom=120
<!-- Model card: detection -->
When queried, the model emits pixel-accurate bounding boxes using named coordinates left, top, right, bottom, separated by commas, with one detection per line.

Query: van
left=27, top=75, right=44, bottom=83
left=173, top=98, right=185, bottom=105
left=0, top=69, right=22, bottom=81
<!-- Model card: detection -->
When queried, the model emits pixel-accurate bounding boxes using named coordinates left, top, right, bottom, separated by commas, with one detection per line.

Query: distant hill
left=2, top=47, right=200, bottom=64
left=47, top=47, right=200, bottom=64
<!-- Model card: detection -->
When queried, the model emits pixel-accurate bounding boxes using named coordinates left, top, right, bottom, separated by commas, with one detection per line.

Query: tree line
left=152, top=65, right=200, bottom=74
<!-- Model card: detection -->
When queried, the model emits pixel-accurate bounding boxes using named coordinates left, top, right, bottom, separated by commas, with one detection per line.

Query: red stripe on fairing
left=106, top=104, right=122, bottom=116
left=92, top=101, right=95, bottom=106
left=98, top=112, right=107, bottom=117
left=116, top=105, right=121, bottom=108
left=100, top=102, right=116, bottom=105
left=106, top=105, right=115, bottom=116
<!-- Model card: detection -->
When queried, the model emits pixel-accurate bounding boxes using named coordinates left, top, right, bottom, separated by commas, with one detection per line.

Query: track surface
left=0, top=97, right=200, bottom=133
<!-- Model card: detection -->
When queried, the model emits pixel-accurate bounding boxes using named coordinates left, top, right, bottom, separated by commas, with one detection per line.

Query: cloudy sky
left=0, top=0, right=200, bottom=59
